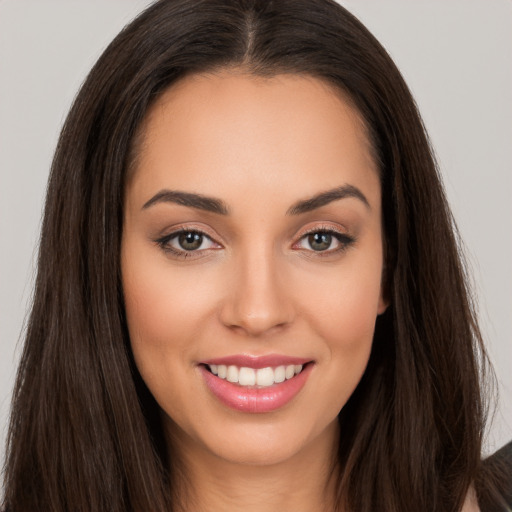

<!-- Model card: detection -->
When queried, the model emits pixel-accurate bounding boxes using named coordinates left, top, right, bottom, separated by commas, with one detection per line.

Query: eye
left=294, top=228, right=355, bottom=254
left=155, top=229, right=220, bottom=258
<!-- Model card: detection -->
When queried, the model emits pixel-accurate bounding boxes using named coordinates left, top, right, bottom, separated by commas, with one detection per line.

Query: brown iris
left=308, top=232, right=332, bottom=251
left=178, top=231, right=203, bottom=250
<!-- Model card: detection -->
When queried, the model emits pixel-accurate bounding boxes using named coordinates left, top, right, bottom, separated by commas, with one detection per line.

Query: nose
left=218, top=247, right=295, bottom=337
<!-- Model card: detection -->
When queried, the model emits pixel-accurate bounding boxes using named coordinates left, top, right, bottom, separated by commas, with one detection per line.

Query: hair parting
left=2, top=1, right=499, bottom=511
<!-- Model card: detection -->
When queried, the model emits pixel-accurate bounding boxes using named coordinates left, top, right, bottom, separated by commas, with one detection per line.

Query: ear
left=377, top=292, right=389, bottom=315
left=377, top=261, right=390, bottom=315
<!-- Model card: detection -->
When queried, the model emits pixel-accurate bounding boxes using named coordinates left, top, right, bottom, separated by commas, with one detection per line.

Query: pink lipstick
left=199, top=354, right=313, bottom=413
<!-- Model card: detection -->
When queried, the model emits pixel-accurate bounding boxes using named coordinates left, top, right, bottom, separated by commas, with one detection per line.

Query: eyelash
left=155, top=228, right=219, bottom=259
left=295, top=226, right=356, bottom=257
left=155, top=226, right=356, bottom=259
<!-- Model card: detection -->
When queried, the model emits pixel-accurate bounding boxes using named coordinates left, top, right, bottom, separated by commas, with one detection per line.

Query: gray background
left=1, top=0, right=511, bottom=473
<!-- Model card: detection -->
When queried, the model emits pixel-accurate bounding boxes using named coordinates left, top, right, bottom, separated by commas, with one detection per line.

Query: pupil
left=179, top=232, right=202, bottom=250
left=309, top=232, right=332, bottom=251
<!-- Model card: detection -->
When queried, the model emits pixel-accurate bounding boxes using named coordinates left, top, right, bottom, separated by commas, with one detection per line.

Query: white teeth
left=256, top=367, right=274, bottom=386
left=217, top=365, right=227, bottom=379
left=208, top=363, right=305, bottom=387
left=239, top=367, right=256, bottom=386
left=274, top=366, right=286, bottom=383
left=226, top=365, right=239, bottom=383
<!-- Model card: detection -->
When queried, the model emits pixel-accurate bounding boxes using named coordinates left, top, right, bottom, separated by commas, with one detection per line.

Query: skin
left=121, top=70, right=387, bottom=511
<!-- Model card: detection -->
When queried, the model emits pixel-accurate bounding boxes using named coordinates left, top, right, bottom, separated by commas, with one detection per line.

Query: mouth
left=199, top=357, right=314, bottom=413
left=204, top=363, right=306, bottom=388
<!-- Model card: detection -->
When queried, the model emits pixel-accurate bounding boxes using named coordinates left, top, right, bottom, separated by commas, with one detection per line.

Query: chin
left=164, top=408, right=339, bottom=469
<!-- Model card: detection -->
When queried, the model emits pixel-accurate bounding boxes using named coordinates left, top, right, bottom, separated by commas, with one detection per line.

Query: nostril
left=217, top=274, right=295, bottom=335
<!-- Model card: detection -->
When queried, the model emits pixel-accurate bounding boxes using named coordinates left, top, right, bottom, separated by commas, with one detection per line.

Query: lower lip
left=200, top=363, right=313, bottom=413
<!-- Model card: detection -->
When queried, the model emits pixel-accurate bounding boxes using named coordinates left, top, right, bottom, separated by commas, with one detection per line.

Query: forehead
left=128, top=70, right=379, bottom=210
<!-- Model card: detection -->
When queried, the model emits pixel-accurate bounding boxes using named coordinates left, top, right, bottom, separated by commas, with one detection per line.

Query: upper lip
left=200, top=354, right=312, bottom=369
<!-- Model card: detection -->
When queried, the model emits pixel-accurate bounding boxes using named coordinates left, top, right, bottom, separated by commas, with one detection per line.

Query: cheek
left=122, top=243, right=220, bottom=349
left=121, top=242, right=199, bottom=385
left=298, top=256, right=384, bottom=345
left=313, top=280, right=379, bottom=413
left=292, top=251, right=383, bottom=402
left=319, top=277, right=378, bottom=373
left=121, top=250, right=220, bottom=425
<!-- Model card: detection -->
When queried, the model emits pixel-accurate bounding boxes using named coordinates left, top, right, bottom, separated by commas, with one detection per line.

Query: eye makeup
left=153, top=223, right=356, bottom=260
left=293, top=226, right=356, bottom=257
left=155, top=228, right=221, bottom=259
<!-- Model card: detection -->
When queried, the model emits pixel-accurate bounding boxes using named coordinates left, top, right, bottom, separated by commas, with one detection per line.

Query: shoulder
left=474, top=440, right=512, bottom=512
left=461, top=486, right=480, bottom=512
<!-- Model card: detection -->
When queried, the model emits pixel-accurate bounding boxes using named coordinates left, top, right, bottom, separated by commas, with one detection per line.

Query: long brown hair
left=2, top=1, right=493, bottom=510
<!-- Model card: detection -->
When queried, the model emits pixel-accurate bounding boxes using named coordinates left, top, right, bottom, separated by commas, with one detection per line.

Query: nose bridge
left=220, top=241, right=293, bottom=336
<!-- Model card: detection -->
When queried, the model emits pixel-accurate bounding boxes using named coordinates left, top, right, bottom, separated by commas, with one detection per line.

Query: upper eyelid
left=155, top=229, right=220, bottom=259
left=294, top=223, right=352, bottom=241
left=293, top=227, right=354, bottom=249
left=157, top=224, right=221, bottom=242
left=159, top=223, right=348, bottom=239
left=158, top=229, right=220, bottom=248
left=297, top=225, right=346, bottom=237
left=157, top=224, right=352, bottom=251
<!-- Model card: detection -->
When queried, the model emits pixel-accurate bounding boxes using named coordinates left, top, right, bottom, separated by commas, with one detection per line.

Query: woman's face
left=122, top=71, right=387, bottom=467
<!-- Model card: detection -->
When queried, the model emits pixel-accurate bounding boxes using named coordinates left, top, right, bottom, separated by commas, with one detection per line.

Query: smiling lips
left=200, top=355, right=313, bottom=413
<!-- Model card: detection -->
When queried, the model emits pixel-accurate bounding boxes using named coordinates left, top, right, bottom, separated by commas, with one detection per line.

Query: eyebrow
left=142, top=190, right=230, bottom=214
left=286, top=184, right=370, bottom=215
left=142, top=184, right=370, bottom=215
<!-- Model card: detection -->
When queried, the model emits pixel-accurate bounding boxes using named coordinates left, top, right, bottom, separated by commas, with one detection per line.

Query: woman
left=2, top=0, right=509, bottom=510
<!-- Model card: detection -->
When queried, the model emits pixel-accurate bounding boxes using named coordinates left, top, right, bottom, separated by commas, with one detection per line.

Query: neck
left=167, top=420, right=341, bottom=512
